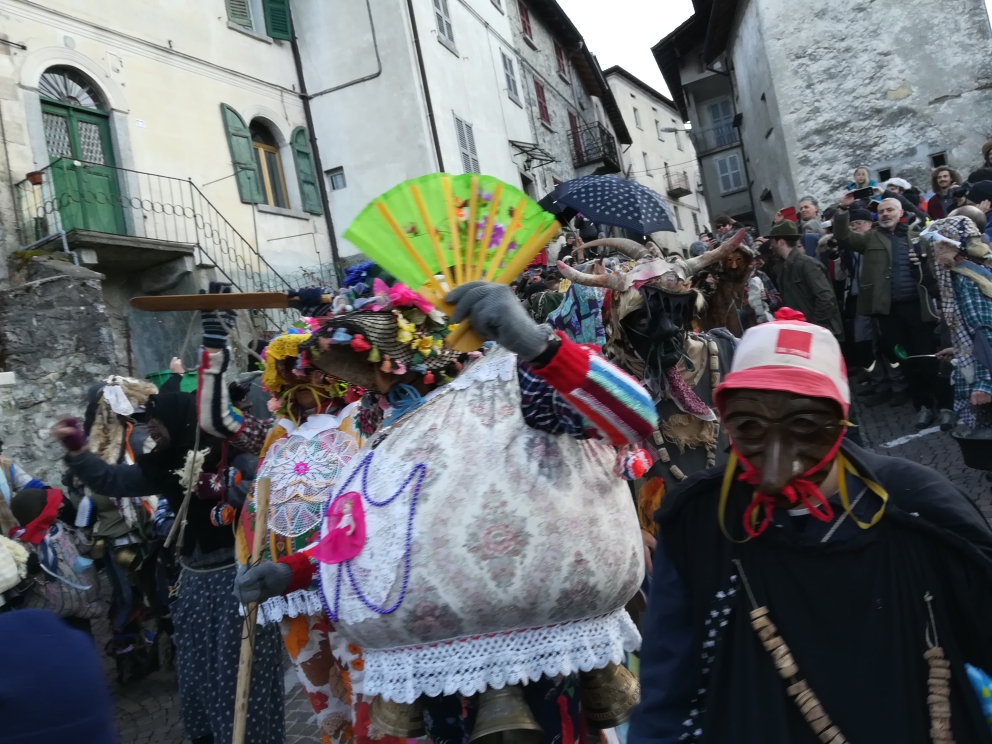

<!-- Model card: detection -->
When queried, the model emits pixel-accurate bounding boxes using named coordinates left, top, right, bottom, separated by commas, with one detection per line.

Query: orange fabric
left=283, top=615, right=310, bottom=659
left=637, top=477, right=666, bottom=535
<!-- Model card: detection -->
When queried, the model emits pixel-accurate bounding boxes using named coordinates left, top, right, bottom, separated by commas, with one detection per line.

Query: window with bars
left=454, top=115, right=480, bottom=173
left=716, top=153, right=744, bottom=194
left=534, top=79, right=550, bottom=126
left=518, top=1, right=533, bottom=40
left=326, top=167, right=347, bottom=191
left=554, top=42, right=568, bottom=79
left=501, top=51, right=520, bottom=104
left=434, top=0, right=456, bottom=49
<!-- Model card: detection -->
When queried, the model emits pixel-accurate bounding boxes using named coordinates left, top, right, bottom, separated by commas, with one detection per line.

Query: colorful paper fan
left=343, top=173, right=560, bottom=350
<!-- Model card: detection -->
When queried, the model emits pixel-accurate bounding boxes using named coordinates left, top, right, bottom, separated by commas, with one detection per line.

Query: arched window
left=250, top=119, right=288, bottom=209
left=38, top=66, right=113, bottom=165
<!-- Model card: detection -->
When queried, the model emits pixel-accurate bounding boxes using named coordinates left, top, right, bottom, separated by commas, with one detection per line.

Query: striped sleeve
left=528, top=333, right=657, bottom=445
left=198, top=346, right=245, bottom=441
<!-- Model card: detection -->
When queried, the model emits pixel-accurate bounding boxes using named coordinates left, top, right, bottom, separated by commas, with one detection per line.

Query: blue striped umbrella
left=556, top=174, right=677, bottom=234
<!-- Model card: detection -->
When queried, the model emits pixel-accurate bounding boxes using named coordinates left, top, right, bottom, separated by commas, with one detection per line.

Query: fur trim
left=660, top=415, right=718, bottom=454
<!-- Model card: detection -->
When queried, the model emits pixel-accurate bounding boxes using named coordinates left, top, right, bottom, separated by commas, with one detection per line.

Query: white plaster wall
left=730, top=0, right=992, bottom=215
left=0, top=0, right=329, bottom=278
left=607, top=72, right=711, bottom=247
left=296, top=0, right=530, bottom=258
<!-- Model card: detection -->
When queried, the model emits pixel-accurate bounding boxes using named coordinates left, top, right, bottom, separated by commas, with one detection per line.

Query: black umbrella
left=538, top=185, right=578, bottom=224
left=556, top=174, right=677, bottom=234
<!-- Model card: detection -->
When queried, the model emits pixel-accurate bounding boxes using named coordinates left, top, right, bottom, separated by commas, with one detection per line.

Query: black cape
left=657, top=441, right=992, bottom=743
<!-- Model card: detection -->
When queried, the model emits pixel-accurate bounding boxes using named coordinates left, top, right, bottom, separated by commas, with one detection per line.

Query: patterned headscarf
left=921, top=216, right=981, bottom=251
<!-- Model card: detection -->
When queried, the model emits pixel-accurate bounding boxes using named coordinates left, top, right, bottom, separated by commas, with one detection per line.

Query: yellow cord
left=836, top=452, right=888, bottom=529
left=718, top=451, right=889, bottom=542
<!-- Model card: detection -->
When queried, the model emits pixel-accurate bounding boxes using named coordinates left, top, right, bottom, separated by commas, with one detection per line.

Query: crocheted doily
left=362, top=609, right=641, bottom=703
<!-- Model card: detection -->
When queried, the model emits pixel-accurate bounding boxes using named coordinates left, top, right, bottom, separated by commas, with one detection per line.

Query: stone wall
left=0, top=257, right=118, bottom=486
left=728, top=0, right=992, bottom=222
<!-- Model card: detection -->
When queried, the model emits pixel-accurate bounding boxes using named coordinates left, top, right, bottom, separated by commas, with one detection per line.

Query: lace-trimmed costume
left=203, top=333, right=656, bottom=744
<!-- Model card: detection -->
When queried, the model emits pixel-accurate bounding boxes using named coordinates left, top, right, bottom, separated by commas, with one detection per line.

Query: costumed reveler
left=920, top=217, right=992, bottom=436
left=555, top=235, right=745, bottom=530
left=52, top=382, right=283, bottom=744
left=697, top=239, right=776, bottom=336
left=212, top=276, right=659, bottom=744
left=630, top=309, right=992, bottom=743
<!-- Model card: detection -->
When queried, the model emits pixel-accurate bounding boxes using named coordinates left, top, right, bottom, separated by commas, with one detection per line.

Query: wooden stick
left=473, top=183, right=504, bottom=281
left=464, top=176, right=479, bottom=282
left=442, top=176, right=463, bottom=287
left=410, top=184, right=455, bottom=290
left=483, top=198, right=528, bottom=282
left=130, top=292, right=332, bottom=312
left=232, top=477, right=271, bottom=744
left=374, top=201, right=449, bottom=302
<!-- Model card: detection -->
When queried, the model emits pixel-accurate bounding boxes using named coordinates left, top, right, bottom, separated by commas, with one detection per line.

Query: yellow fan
left=344, top=173, right=560, bottom=351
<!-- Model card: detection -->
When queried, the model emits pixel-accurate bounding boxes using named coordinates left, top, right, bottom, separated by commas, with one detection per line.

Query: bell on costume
left=369, top=695, right=426, bottom=738
left=580, top=663, right=640, bottom=729
left=469, top=684, right=543, bottom=744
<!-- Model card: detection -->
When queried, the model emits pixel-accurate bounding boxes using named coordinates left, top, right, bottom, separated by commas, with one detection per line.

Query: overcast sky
left=556, top=0, right=695, bottom=98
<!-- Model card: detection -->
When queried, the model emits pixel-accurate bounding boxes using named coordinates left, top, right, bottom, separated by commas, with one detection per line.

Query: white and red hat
left=713, top=309, right=849, bottom=417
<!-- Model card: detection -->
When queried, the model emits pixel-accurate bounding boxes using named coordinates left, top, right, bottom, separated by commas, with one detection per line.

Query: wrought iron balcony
left=571, top=121, right=621, bottom=173
left=14, top=158, right=299, bottom=329
left=689, top=124, right=741, bottom=155
left=665, top=170, right=692, bottom=198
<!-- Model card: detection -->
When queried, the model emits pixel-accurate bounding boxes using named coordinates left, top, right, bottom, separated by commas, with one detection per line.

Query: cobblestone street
left=103, top=396, right=992, bottom=744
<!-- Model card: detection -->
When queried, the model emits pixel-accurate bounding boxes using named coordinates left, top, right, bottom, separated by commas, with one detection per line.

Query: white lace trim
left=362, top=609, right=641, bottom=703
left=244, top=589, right=324, bottom=625
left=448, top=347, right=516, bottom=390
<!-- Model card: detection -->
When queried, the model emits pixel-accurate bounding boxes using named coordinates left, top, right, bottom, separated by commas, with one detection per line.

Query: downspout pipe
left=404, top=0, right=444, bottom=171
left=290, top=30, right=343, bottom=285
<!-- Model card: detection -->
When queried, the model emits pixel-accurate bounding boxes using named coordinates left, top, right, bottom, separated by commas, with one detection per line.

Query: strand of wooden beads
left=924, top=592, right=954, bottom=743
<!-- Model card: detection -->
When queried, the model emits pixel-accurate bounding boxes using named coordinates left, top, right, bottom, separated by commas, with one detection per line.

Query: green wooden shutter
left=220, top=104, right=263, bottom=204
left=225, top=0, right=252, bottom=27
left=291, top=127, right=322, bottom=215
left=263, top=0, right=293, bottom=40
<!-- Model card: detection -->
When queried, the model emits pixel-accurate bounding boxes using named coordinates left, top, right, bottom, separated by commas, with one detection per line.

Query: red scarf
left=10, top=489, right=63, bottom=545
left=734, top=435, right=844, bottom=538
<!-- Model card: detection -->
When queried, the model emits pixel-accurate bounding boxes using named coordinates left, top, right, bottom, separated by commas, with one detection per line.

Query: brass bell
left=469, top=684, right=543, bottom=744
left=369, top=695, right=426, bottom=738
left=114, top=547, right=139, bottom=569
left=580, top=663, right=640, bottom=729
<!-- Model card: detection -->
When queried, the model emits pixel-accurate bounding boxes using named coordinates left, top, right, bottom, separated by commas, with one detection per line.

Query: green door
left=41, top=100, right=124, bottom=235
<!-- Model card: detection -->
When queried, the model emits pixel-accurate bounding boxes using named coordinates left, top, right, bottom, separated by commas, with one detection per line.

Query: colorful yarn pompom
left=380, top=354, right=392, bottom=373
left=331, top=328, right=353, bottom=344
left=423, top=370, right=435, bottom=384
left=367, top=345, right=381, bottom=363
left=350, top=334, right=371, bottom=352
left=613, top=445, right=653, bottom=481
left=210, top=503, right=236, bottom=527
left=393, top=360, right=407, bottom=375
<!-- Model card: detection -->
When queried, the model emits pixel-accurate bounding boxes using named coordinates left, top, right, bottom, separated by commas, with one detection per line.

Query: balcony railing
left=571, top=121, right=621, bottom=173
left=14, top=158, right=303, bottom=332
left=665, top=170, right=692, bottom=198
left=689, top=124, right=740, bottom=155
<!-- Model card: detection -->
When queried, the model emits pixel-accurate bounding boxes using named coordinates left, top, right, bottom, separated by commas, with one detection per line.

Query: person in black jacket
left=51, top=393, right=284, bottom=744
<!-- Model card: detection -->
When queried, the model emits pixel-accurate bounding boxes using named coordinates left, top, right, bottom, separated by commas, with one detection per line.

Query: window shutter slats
left=220, top=104, right=262, bottom=204
left=263, top=0, right=293, bottom=40
left=291, top=127, right=323, bottom=215
left=226, top=0, right=252, bottom=27
left=454, top=115, right=479, bottom=174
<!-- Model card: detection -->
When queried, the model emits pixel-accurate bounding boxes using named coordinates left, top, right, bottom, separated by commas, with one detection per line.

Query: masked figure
left=556, top=234, right=745, bottom=503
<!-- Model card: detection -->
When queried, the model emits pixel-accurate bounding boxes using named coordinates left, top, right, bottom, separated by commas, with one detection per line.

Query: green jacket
left=833, top=208, right=926, bottom=319
left=768, top=247, right=844, bottom=339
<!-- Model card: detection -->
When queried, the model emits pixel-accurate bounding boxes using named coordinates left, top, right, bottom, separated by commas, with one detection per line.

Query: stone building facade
left=505, top=0, right=631, bottom=197
left=656, top=0, right=992, bottom=232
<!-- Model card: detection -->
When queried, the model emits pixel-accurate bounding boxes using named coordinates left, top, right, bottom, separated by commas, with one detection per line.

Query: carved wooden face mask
left=720, top=389, right=843, bottom=500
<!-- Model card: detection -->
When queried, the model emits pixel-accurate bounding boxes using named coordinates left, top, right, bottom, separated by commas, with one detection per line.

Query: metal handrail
left=14, top=158, right=306, bottom=332
left=571, top=121, right=620, bottom=170
left=689, top=124, right=740, bottom=155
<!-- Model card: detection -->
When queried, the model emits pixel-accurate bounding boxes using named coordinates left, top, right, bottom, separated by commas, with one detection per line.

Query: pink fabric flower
left=376, top=279, right=434, bottom=314
left=294, top=461, right=310, bottom=476
left=266, top=398, right=282, bottom=413
left=302, top=316, right=322, bottom=331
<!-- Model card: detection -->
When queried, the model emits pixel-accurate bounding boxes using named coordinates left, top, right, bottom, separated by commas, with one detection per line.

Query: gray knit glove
left=445, top=282, right=549, bottom=362
left=233, top=562, right=291, bottom=605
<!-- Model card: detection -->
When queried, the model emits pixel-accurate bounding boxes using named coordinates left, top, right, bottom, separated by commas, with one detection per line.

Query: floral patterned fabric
left=320, top=348, right=644, bottom=699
